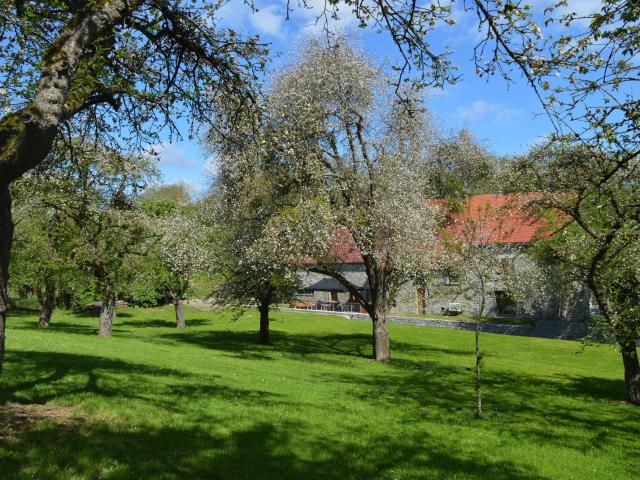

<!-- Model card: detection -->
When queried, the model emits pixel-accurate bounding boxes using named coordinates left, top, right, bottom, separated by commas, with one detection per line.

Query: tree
left=443, top=200, right=508, bottom=419
left=430, top=129, right=504, bottom=201
left=155, top=210, right=212, bottom=328
left=206, top=131, right=300, bottom=345
left=515, top=141, right=640, bottom=405
left=0, top=0, right=266, bottom=371
left=442, top=197, right=533, bottom=418
left=247, top=40, right=442, bottom=361
left=450, top=0, right=640, bottom=405
left=23, top=142, right=156, bottom=336
left=212, top=256, right=299, bottom=345
left=134, top=185, right=212, bottom=327
left=8, top=197, right=77, bottom=327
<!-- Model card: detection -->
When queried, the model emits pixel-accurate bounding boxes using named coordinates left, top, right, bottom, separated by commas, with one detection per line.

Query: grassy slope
left=1, top=306, right=638, bottom=480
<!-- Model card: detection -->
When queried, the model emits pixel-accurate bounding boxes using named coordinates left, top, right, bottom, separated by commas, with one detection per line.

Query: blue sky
left=156, top=0, right=602, bottom=194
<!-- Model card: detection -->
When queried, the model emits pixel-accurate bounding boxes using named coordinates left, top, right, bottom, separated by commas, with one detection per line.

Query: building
left=297, top=194, right=590, bottom=322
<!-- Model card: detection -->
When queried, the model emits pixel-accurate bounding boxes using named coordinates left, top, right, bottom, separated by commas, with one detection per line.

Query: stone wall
left=298, top=258, right=591, bottom=324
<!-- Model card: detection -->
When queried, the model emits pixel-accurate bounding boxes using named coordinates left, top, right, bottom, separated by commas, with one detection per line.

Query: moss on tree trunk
left=38, top=280, right=56, bottom=328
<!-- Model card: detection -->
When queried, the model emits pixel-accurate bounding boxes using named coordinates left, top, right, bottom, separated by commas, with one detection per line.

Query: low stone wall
left=281, top=308, right=588, bottom=340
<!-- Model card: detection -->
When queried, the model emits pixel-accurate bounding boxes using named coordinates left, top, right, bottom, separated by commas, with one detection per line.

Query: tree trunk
left=475, top=318, right=483, bottom=418
left=621, top=338, right=640, bottom=405
left=258, top=303, right=270, bottom=345
left=98, top=294, right=115, bottom=337
left=372, top=312, right=390, bottom=362
left=38, top=280, right=56, bottom=328
left=0, top=1, right=138, bottom=184
left=0, top=183, right=13, bottom=374
left=475, top=297, right=485, bottom=419
left=174, top=298, right=186, bottom=329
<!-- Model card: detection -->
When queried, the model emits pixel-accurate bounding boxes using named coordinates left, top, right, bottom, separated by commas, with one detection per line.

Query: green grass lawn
left=1, top=306, right=638, bottom=479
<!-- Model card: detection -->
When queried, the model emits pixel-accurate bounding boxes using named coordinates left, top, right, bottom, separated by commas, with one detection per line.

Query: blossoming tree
left=250, top=40, right=443, bottom=361
left=155, top=211, right=212, bottom=328
left=205, top=127, right=301, bottom=345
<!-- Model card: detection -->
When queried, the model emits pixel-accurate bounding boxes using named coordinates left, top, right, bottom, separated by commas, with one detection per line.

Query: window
left=330, top=291, right=338, bottom=302
left=495, top=291, right=517, bottom=316
left=445, top=273, right=459, bottom=286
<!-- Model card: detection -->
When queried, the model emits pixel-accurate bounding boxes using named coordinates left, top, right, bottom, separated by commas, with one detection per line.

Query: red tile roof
left=321, top=194, right=550, bottom=265
left=327, top=227, right=364, bottom=264
left=439, top=193, right=547, bottom=245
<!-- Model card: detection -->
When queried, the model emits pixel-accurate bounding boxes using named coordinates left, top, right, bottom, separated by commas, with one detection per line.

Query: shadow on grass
left=0, top=349, right=552, bottom=478
left=4, top=309, right=41, bottom=318
left=318, top=354, right=640, bottom=453
left=156, top=327, right=640, bottom=445
left=118, top=318, right=210, bottom=329
left=8, top=321, right=125, bottom=336
left=7, top=314, right=211, bottom=336
left=155, top=329, right=372, bottom=362
left=1, top=335, right=638, bottom=478
left=0, top=407, right=552, bottom=480
left=157, top=327, right=472, bottom=363
left=0, top=350, right=282, bottom=414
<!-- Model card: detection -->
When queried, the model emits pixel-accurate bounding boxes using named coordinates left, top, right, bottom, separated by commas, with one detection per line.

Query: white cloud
left=214, top=0, right=366, bottom=45
left=557, top=0, right=602, bottom=17
left=457, top=100, right=524, bottom=123
left=149, top=142, right=198, bottom=170
left=294, top=0, right=357, bottom=36
left=533, top=0, right=602, bottom=28
left=249, top=4, right=286, bottom=37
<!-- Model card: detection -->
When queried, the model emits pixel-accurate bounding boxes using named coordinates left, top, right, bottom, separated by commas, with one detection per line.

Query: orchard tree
left=9, top=198, right=77, bottom=327
left=10, top=215, right=69, bottom=327
left=211, top=254, right=299, bottom=345
left=448, top=1, right=640, bottom=405
left=23, top=142, right=156, bottom=336
left=442, top=196, right=548, bottom=418
left=515, top=142, right=640, bottom=405
left=0, top=0, right=267, bottom=371
left=206, top=129, right=300, bottom=345
left=250, top=40, right=443, bottom=361
left=442, top=200, right=511, bottom=419
left=156, top=210, right=212, bottom=328
left=135, top=184, right=211, bottom=327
